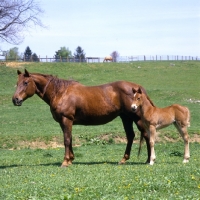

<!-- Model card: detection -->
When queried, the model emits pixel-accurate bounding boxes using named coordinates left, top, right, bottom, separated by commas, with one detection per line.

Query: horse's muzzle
left=131, top=104, right=137, bottom=112
left=12, top=97, right=23, bottom=106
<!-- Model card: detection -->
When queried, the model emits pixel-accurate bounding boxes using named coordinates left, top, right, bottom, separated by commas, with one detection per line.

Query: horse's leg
left=119, top=115, right=134, bottom=164
left=143, top=132, right=151, bottom=164
left=136, top=119, right=151, bottom=164
left=149, top=125, right=156, bottom=165
left=174, top=122, right=190, bottom=163
left=59, top=117, right=74, bottom=167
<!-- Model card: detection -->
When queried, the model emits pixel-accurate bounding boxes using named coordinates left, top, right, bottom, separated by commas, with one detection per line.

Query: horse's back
left=55, top=80, right=140, bottom=125
left=70, top=80, right=140, bottom=110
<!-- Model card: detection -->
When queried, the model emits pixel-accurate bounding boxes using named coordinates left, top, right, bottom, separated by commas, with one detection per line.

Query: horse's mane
left=146, top=94, right=155, bottom=107
left=51, top=75, right=77, bottom=88
left=140, top=86, right=155, bottom=107
left=32, top=73, right=78, bottom=95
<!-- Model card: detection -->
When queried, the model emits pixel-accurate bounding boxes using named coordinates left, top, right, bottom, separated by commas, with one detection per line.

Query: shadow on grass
left=0, top=161, right=148, bottom=169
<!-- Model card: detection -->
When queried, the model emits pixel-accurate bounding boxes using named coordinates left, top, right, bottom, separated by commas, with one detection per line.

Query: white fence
left=0, top=55, right=199, bottom=63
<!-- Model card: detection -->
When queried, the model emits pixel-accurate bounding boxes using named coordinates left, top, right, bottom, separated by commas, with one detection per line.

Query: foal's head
left=12, top=69, right=36, bottom=106
left=131, top=87, right=144, bottom=112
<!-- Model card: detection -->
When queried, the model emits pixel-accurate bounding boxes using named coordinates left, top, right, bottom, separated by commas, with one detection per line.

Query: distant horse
left=131, top=87, right=190, bottom=165
left=103, top=56, right=113, bottom=62
left=12, top=69, right=152, bottom=167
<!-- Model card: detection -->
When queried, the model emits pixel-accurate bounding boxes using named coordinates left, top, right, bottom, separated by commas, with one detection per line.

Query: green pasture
left=0, top=61, right=200, bottom=199
left=0, top=143, right=200, bottom=199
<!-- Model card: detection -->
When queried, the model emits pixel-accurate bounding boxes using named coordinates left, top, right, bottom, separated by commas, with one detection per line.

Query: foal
left=131, top=88, right=190, bottom=165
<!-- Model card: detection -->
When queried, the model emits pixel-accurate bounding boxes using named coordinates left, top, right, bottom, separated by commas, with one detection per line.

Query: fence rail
left=0, top=55, right=199, bottom=63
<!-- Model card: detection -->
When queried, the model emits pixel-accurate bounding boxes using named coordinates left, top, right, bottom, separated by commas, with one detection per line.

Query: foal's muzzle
left=12, top=97, right=23, bottom=106
left=131, top=104, right=137, bottom=112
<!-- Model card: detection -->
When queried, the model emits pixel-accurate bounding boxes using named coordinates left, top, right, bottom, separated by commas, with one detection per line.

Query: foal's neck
left=141, top=94, right=154, bottom=114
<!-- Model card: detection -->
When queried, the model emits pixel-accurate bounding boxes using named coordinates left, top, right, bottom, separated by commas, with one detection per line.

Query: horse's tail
left=186, top=107, right=191, bottom=127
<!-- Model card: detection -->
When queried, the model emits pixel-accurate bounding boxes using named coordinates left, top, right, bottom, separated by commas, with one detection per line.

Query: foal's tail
left=186, top=107, right=191, bottom=127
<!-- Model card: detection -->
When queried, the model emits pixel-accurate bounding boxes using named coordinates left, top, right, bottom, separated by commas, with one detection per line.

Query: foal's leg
left=119, top=115, right=134, bottom=164
left=60, top=117, right=75, bottom=167
left=174, top=123, right=190, bottom=163
left=149, top=125, right=156, bottom=165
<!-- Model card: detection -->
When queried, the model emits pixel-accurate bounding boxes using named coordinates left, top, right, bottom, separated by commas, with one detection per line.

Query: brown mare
left=12, top=69, right=152, bottom=167
left=131, top=87, right=190, bottom=165
left=103, top=56, right=113, bottom=62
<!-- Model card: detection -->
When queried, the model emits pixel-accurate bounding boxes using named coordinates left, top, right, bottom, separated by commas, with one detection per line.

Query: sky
left=1, top=0, right=200, bottom=58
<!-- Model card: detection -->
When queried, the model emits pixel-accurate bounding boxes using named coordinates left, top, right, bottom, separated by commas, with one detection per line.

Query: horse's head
left=12, top=69, right=36, bottom=106
left=131, top=87, right=143, bottom=112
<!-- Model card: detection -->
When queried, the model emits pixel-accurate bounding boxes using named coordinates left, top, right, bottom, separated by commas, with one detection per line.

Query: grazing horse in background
left=131, top=87, right=190, bottom=165
left=103, top=56, right=113, bottom=62
left=12, top=69, right=153, bottom=167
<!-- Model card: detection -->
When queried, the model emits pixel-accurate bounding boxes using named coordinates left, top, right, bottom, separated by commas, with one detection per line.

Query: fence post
left=144, top=55, right=146, bottom=61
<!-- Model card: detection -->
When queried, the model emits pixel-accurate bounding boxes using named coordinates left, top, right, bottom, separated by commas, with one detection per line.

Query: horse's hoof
left=183, top=159, right=189, bottom=164
left=118, top=158, right=127, bottom=165
left=61, top=161, right=72, bottom=167
left=149, top=161, right=154, bottom=165
left=61, top=164, right=69, bottom=168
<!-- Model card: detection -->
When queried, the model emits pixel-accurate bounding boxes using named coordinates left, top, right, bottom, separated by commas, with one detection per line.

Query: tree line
left=4, top=46, right=120, bottom=62
left=4, top=46, right=87, bottom=62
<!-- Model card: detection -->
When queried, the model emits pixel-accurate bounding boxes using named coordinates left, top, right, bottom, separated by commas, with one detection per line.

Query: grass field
left=0, top=143, right=200, bottom=199
left=0, top=61, right=200, bottom=199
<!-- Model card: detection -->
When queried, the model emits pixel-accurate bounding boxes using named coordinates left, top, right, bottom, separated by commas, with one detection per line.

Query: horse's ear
left=24, top=69, right=30, bottom=77
left=132, top=88, right=137, bottom=94
left=138, top=87, right=143, bottom=94
left=17, top=70, right=22, bottom=75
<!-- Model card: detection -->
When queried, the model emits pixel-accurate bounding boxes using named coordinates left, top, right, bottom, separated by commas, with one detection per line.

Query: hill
left=0, top=61, right=200, bottom=149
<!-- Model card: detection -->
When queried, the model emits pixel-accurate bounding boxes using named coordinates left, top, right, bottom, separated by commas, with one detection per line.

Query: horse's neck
left=32, top=74, right=54, bottom=105
left=140, top=94, right=154, bottom=115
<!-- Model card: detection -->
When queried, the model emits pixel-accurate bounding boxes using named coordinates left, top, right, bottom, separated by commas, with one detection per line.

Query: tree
left=55, top=47, right=72, bottom=61
left=74, top=46, right=86, bottom=62
left=24, top=46, right=32, bottom=61
left=0, top=0, right=45, bottom=45
left=6, top=47, right=21, bottom=61
left=110, top=51, right=120, bottom=62
left=32, top=53, right=39, bottom=62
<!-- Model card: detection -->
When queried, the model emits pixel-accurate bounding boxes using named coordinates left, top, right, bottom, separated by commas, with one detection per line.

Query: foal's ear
left=138, top=87, right=143, bottom=94
left=24, top=69, right=30, bottom=77
left=17, top=70, right=22, bottom=75
left=132, top=88, right=137, bottom=94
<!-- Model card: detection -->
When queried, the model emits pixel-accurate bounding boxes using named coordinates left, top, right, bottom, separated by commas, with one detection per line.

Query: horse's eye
left=24, top=81, right=28, bottom=86
left=137, top=98, right=140, bottom=100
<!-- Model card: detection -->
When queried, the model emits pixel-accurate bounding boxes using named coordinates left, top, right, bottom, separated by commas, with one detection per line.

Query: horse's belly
left=73, top=111, right=119, bottom=125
